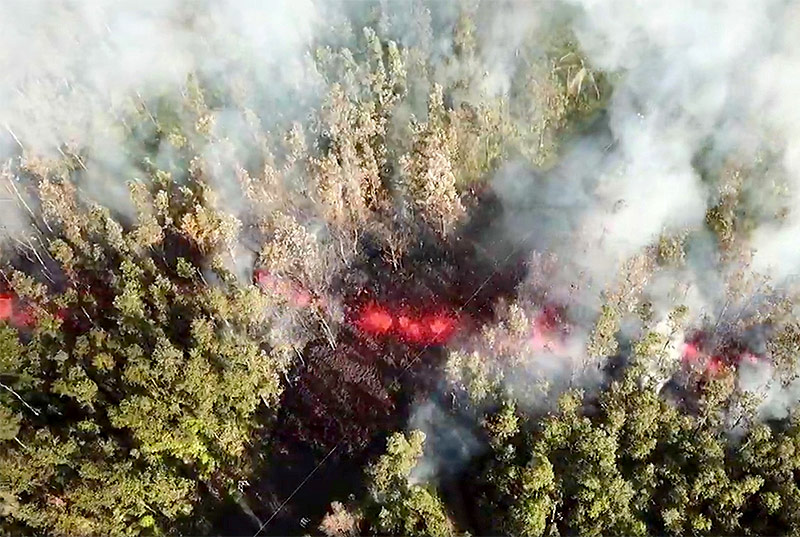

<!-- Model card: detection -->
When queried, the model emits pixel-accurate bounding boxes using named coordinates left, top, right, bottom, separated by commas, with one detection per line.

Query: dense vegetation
left=1, top=2, right=800, bottom=536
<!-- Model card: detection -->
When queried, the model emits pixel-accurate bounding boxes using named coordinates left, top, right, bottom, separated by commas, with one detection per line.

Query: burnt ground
left=210, top=189, right=532, bottom=535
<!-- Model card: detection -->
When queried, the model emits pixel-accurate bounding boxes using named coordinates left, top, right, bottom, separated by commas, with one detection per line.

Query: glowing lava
left=0, top=293, right=36, bottom=329
left=681, top=339, right=724, bottom=377
left=253, top=269, right=459, bottom=345
left=530, top=305, right=568, bottom=353
left=682, top=341, right=701, bottom=362
left=706, top=355, right=722, bottom=376
left=0, top=294, right=11, bottom=321
left=397, top=315, right=424, bottom=342
left=680, top=332, right=762, bottom=378
left=427, top=314, right=457, bottom=343
left=357, top=304, right=395, bottom=335
left=355, top=303, right=459, bottom=345
left=254, top=269, right=313, bottom=307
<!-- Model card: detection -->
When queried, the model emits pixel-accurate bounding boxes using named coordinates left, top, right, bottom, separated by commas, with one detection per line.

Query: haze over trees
left=2, top=1, right=800, bottom=536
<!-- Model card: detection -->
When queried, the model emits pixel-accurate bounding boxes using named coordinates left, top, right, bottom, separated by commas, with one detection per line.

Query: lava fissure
left=681, top=329, right=765, bottom=378
left=353, top=301, right=460, bottom=345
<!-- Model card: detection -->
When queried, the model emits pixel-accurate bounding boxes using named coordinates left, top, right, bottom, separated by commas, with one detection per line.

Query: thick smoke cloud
left=0, top=0, right=325, bottom=153
left=495, top=0, right=789, bottom=284
left=4, top=1, right=799, bottom=269
left=0, top=0, right=328, bottom=234
left=566, top=0, right=800, bottom=281
left=407, top=399, right=483, bottom=485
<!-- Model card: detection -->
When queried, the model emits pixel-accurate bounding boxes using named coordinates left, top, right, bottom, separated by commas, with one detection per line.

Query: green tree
left=0, top=174, right=288, bottom=535
left=360, top=431, right=455, bottom=537
left=466, top=367, right=800, bottom=536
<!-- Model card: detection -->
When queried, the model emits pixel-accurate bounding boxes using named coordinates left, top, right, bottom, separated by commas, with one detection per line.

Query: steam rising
left=0, top=0, right=323, bottom=151
left=498, top=0, right=800, bottom=283
left=0, top=0, right=326, bottom=232
left=569, top=0, right=800, bottom=280
left=408, top=400, right=482, bottom=485
left=480, top=0, right=800, bottom=417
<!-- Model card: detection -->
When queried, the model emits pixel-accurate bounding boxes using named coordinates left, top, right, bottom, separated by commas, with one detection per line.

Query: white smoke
left=4, top=0, right=800, bottom=443
left=0, top=0, right=328, bottom=235
left=465, top=0, right=800, bottom=424
left=738, top=358, right=800, bottom=421
left=563, top=0, right=800, bottom=411
left=407, top=399, right=483, bottom=485
left=0, top=0, right=324, bottom=152
left=569, top=0, right=800, bottom=281
left=495, top=0, right=776, bottom=288
left=4, top=1, right=798, bottom=266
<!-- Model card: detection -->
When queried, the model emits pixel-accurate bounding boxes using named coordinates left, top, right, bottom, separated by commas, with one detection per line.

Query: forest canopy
left=2, top=1, right=800, bottom=536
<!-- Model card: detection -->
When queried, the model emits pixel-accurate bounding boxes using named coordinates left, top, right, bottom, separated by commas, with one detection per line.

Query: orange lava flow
left=0, top=294, right=11, bottom=321
left=0, top=293, right=36, bottom=329
left=252, top=268, right=460, bottom=345
left=355, top=302, right=459, bottom=345
left=529, top=305, right=568, bottom=353
left=426, top=314, right=457, bottom=343
left=681, top=341, right=723, bottom=377
left=357, top=304, right=395, bottom=335
left=680, top=334, right=762, bottom=378
left=254, top=269, right=313, bottom=307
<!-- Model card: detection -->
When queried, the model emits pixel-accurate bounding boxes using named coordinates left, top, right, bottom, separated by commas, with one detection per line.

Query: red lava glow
left=358, top=304, right=395, bottom=335
left=682, top=341, right=701, bottom=362
left=0, top=293, right=36, bottom=329
left=681, top=333, right=763, bottom=378
left=397, top=315, right=424, bottom=342
left=0, top=294, right=11, bottom=321
left=355, top=303, right=459, bottom=345
left=427, top=315, right=457, bottom=343
left=530, top=305, right=568, bottom=353
left=254, top=269, right=313, bottom=307
left=252, top=267, right=459, bottom=345
left=681, top=340, right=725, bottom=377
left=707, top=356, right=722, bottom=376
